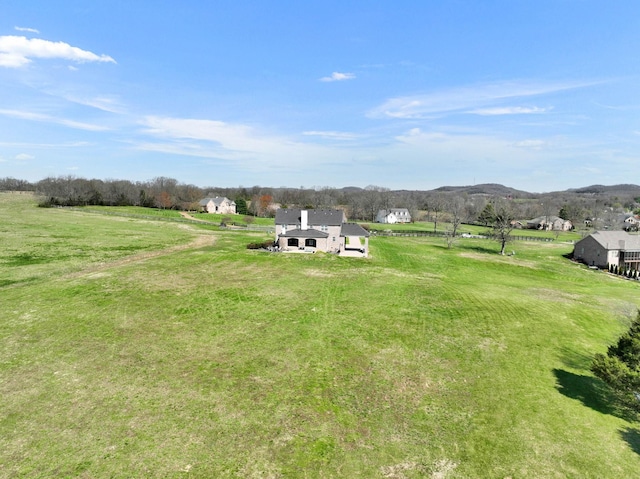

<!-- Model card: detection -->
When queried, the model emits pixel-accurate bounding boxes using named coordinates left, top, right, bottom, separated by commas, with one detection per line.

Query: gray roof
left=583, top=230, right=640, bottom=251
left=199, top=196, right=235, bottom=206
left=275, top=208, right=345, bottom=226
left=340, top=223, right=370, bottom=237
left=378, top=208, right=410, bottom=216
left=527, top=215, right=567, bottom=224
left=279, top=229, right=329, bottom=238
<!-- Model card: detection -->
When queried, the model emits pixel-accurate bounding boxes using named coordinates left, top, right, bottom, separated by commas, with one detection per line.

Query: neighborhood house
left=573, top=230, right=640, bottom=271
left=275, top=208, right=370, bottom=257
left=199, top=197, right=236, bottom=214
left=526, top=216, right=572, bottom=231
left=376, top=208, right=412, bottom=224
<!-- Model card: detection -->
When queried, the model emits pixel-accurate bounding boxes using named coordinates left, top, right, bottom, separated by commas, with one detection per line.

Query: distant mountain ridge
left=376, top=183, right=640, bottom=198
left=431, top=183, right=533, bottom=197
left=564, top=184, right=640, bottom=195
left=339, top=183, right=640, bottom=197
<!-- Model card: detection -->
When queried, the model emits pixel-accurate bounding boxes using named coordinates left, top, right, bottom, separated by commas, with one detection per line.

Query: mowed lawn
left=2, top=193, right=640, bottom=478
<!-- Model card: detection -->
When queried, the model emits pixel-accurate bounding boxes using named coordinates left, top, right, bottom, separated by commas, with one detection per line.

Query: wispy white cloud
left=319, top=71, right=355, bottom=82
left=368, top=79, right=599, bottom=119
left=470, top=106, right=550, bottom=115
left=392, top=127, right=543, bottom=166
left=138, top=116, right=340, bottom=168
left=63, top=94, right=126, bottom=114
left=0, top=35, right=116, bottom=68
left=140, top=116, right=285, bottom=154
left=15, top=26, right=40, bottom=34
left=15, top=153, right=34, bottom=161
left=513, top=139, right=547, bottom=150
left=0, top=108, right=110, bottom=131
left=302, top=130, right=358, bottom=141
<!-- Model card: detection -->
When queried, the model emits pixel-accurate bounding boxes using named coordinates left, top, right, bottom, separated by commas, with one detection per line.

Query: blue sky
left=1, top=1, right=639, bottom=192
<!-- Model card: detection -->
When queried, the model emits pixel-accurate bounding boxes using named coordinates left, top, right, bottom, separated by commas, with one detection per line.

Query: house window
left=305, top=239, right=316, bottom=247
left=321, top=225, right=328, bottom=231
left=332, top=236, right=336, bottom=242
left=288, top=238, right=299, bottom=247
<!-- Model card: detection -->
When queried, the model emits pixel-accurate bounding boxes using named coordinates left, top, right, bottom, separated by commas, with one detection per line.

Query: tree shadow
left=457, top=243, right=497, bottom=255
left=558, top=347, right=595, bottom=371
left=553, top=369, right=638, bottom=422
left=620, top=427, right=640, bottom=455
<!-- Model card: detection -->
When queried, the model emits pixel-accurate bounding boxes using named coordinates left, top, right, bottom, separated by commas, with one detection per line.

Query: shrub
left=246, top=240, right=275, bottom=250
left=37, top=197, right=59, bottom=208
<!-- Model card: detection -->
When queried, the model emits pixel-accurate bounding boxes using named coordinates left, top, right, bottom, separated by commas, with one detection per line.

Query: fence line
left=370, top=230, right=555, bottom=242
left=63, top=208, right=554, bottom=242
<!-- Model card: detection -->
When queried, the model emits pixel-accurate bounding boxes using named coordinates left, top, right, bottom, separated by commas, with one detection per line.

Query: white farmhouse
left=376, top=208, right=412, bottom=224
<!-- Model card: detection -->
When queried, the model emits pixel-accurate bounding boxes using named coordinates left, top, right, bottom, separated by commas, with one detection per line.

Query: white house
left=376, top=208, right=412, bottom=224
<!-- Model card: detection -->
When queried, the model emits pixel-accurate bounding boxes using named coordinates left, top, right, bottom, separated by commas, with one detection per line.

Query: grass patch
left=1, top=193, right=640, bottom=477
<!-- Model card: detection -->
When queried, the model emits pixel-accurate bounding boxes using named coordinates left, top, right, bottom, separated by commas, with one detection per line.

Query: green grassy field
left=77, top=205, right=275, bottom=228
left=1, top=192, right=639, bottom=478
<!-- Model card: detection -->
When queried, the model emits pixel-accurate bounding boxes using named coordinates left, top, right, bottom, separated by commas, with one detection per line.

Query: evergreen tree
left=478, top=203, right=495, bottom=226
left=235, top=197, right=248, bottom=215
left=592, top=311, right=640, bottom=410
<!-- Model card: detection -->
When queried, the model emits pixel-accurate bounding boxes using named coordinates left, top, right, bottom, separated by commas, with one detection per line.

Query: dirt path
left=63, top=232, right=217, bottom=280
left=179, top=211, right=212, bottom=223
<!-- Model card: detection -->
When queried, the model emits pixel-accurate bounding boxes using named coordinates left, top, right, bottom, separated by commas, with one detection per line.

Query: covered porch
left=339, top=223, right=370, bottom=258
left=277, top=229, right=330, bottom=253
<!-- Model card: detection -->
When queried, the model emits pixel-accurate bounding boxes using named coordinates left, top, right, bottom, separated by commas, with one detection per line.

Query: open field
left=2, top=192, right=640, bottom=478
left=77, top=206, right=275, bottom=228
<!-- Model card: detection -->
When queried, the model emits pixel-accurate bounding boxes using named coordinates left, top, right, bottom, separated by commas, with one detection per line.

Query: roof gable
left=200, top=196, right=234, bottom=206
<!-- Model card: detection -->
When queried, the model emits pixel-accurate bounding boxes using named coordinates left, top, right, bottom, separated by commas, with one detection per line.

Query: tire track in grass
left=62, top=233, right=217, bottom=280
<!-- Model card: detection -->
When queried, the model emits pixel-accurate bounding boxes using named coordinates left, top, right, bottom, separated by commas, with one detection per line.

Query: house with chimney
left=274, top=208, right=370, bottom=257
left=573, top=230, right=640, bottom=271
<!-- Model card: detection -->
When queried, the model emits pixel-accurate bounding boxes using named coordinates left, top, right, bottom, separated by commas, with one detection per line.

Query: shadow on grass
left=456, top=243, right=498, bottom=255
left=553, top=369, right=638, bottom=422
left=621, top=427, right=640, bottom=455
left=559, top=347, right=595, bottom=371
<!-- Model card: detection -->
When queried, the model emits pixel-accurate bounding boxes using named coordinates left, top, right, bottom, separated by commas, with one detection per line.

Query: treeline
left=1, top=175, right=638, bottom=228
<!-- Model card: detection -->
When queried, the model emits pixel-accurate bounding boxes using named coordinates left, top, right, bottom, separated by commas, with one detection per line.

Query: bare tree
left=490, top=198, right=515, bottom=255
left=425, top=193, right=446, bottom=233
left=363, top=185, right=389, bottom=222
left=443, top=195, right=466, bottom=248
